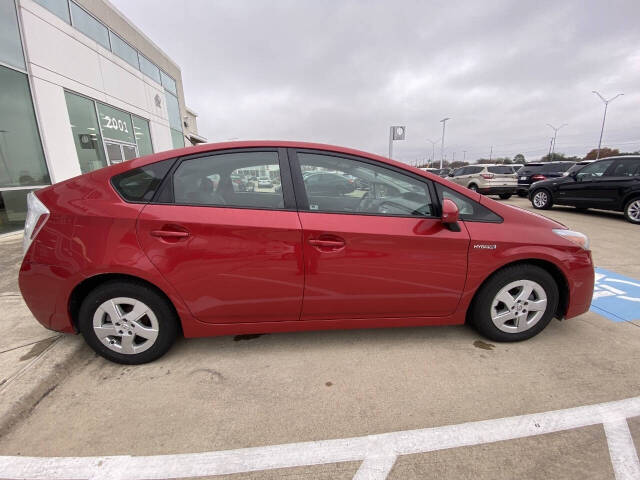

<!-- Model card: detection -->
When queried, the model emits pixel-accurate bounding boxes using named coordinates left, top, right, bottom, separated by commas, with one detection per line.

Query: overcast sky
left=111, top=0, right=640, bottom=165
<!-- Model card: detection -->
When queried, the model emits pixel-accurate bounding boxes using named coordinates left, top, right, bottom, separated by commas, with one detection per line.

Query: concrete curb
left=0, top=334, right=87, bottom=438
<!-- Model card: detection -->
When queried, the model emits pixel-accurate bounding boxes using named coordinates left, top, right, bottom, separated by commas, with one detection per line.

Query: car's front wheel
left=471, top=265, right=559, bottom=342
left=78, top=280, right=178, bottom=364
left=623, top=197, right=640, bottom=224
left=531, top=189, right=553, bottom=209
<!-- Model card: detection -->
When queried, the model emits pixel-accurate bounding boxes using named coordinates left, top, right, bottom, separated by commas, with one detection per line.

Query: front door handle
left=308, top=236, right=345, bottom=251
left=150, top=227, right=191, bottom=241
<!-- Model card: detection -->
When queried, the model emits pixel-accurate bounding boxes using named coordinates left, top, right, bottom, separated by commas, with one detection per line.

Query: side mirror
left=441, top=198, right=460, bottom=226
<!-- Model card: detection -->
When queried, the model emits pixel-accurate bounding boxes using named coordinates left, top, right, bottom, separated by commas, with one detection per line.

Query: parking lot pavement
left=0, top=199, right=639, bottom=479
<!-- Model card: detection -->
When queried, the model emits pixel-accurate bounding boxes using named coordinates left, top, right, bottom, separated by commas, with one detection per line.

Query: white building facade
left=0, top=0, right=204, bottom=234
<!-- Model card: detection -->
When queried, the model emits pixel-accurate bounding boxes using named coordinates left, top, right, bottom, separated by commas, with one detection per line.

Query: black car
left=516, top=161, right=575, bottom=196
left=528, top=156, right=640, bottom=224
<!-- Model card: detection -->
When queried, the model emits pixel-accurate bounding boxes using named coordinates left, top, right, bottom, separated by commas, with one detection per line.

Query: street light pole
left=489, top=145, right=493, bottom=162
left=440, top=117, right=451, bottom=169
left=546, top=123, right=567, bottom=161
left=426, top=138, right=438, bottom=167
left=463, top=150, right=466, bottom=162
left=592, top=91, right=624, bottom=160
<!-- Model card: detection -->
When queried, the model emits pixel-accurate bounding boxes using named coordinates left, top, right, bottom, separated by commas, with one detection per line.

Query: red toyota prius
left=19, top=142, right=594, bottom=364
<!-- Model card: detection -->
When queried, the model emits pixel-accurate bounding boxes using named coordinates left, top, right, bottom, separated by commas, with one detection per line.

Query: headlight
left=552, top=229, right=589, bottom=250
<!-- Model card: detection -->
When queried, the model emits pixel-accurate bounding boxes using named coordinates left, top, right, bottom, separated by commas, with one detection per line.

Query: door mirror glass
left=441, top=198, right=459, bottom=224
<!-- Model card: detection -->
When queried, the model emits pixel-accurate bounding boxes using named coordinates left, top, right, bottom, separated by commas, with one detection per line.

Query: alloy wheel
left=628, top=200, right=640, bottom=222
left=533, top=191, right=548, bottom=208
left=92, top=297, right=159, bottom=355
left=490, top=280, right=547, bottom=333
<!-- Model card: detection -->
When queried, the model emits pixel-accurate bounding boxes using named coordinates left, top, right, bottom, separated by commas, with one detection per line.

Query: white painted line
left=603, top=417, right=640, bottom=480
left=0, top=396, right=639, bottom=480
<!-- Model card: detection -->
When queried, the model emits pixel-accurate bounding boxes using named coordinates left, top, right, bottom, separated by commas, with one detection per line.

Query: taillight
left=480, top=173, right=494, bottom=179
left=22, top=192, right=50, bottom=256
left=531, top=174, right=546, bottom=182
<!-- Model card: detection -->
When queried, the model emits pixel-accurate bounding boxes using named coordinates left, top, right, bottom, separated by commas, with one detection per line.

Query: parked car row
left=528, top=156, right=640, bottom=224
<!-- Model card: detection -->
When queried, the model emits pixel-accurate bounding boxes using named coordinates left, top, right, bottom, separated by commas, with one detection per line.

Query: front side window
left=435, top=184, right=502, bottom=222
left=468, top=166, right=483, bottom=175
left=297, top=152, right=434, bottom=217
left=576, top=159, right=614, bottom=179
left=173, top=151, right=284, bottom=209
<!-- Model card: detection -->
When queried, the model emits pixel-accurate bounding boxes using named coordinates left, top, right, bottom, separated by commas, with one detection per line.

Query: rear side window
left=543, top=162, right=573, bottom=173
left=487, top=166, right=514, bottom=174
left=111, top=159, right=174, bottom=202
left=610, top=159, right=640, bottom=177
left=435, top=184, right=502, bottom=222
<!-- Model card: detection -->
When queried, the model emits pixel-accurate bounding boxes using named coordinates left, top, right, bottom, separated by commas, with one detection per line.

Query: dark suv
left=528, top=156, right=640, bottom=224
left=517, top=161, right=575, bottom=196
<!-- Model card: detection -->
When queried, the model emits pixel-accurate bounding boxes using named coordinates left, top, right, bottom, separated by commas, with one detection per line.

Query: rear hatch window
left=487, top=166, right=515, bottom=174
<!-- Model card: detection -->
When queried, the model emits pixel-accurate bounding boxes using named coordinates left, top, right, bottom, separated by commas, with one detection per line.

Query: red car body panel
left=298, top=212, right=469, bottom=319
left=19, top=141, right=594, bottom=339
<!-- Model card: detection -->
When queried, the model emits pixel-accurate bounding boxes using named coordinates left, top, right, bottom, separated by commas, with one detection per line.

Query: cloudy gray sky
left=111, top=0, right=640, bottom=165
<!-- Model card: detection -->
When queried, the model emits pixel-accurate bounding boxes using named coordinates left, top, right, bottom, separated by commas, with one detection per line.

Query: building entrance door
left=105, top=141, right=138, bottom=164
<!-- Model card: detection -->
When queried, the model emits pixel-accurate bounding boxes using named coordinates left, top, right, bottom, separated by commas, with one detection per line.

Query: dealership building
left=0, top=0, right=205, bottom=234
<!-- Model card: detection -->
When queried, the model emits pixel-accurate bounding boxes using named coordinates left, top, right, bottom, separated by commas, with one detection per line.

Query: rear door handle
left=308, top=236, right=345, bottom=251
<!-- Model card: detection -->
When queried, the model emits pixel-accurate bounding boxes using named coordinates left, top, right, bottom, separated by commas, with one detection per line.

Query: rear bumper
left=477, top=186, right=517, bottom=195
left=19, top=261, right=77, bottom=334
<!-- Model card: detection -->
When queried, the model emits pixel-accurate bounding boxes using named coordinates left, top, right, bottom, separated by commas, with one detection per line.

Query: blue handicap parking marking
left=590, top=268, right=640, bottom=322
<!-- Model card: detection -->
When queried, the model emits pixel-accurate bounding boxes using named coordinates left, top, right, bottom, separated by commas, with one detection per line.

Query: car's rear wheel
left=531, top=189, right=553, bottom=209
left=623, top=197, right=640, bottom=224
left=471, top=265, right=558, bottom=342
left=468, top=184, right=478, bottom=192
left=78, top=281, right=178, bottom=364
left=499, top=193, right=512, bottom=200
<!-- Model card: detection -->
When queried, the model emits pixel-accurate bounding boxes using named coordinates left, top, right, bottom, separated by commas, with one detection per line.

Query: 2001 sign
left=103, top=116, right=129, bottom=134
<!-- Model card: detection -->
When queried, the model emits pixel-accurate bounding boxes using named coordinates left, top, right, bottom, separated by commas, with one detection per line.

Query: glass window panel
left=33, top=0, right=70, bottom=23
left=69, top=1, right=109, bottom=49
left=0, top=0, right=26, bottom=69
left=165, top=92, right=182, bottom=130
left=170, top=128, right=184, bottom=149
left=138, top=54, right=161, bottom=83
left=131, top=115, right=153, bottom=156
left=0, top=66, right=50, bottom=187
left=160, top=70, right=177, bottom=94
left=96, top=102, right=135, bottom=143
left=64, top=91, right=107, bottom=174
left=0, top=188, right=35, bottom=234
left=298, top=152, right=433, bottom=217
left=173, top=151, right=284, bottom=209
left=112, top=159, right=173, bottom=202
left=122, top=144, right=137, bottom=160
left=105, top=142, right=123, bottom=164
left=108, top=31, right=139, bottom=69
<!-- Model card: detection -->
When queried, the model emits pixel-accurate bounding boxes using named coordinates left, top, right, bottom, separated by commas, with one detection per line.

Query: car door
left=290, top=149, right=470, bottom=320
left=556, top=159, right=615, bottom=206
left=597, top=159, right=640, bottom=209
left=450, top=167, right=468, bottom=186
left=136, top=148, right=304, bottom=324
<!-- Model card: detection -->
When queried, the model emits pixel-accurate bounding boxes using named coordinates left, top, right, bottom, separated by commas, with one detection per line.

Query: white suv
left=448, top=165, right=517, bottom=199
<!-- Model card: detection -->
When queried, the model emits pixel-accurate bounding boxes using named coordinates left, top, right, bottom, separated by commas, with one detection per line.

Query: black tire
left=468, top=184, right=478, bottom=192
left=471, top=264, right=559, bottom=342
left=623, top=197, right=640, bottom=224
left=78, top=280, right=178, bottom=364
left=530, top=189, right=553, bottom=210
left=499, top=193, right=512, bottom=200
left=517, top=190, right=528, bottom=198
